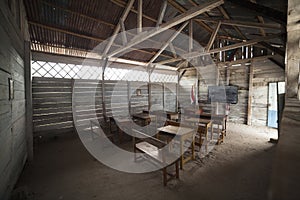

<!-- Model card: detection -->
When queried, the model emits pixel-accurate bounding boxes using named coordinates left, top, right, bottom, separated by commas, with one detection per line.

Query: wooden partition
left=32, top=77, right=177, bottom=137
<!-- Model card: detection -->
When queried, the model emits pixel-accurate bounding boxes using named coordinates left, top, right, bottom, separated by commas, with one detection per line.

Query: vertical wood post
left=24, top=40, right=33, bottom=161
left=162, top=83, right=165, bottom=110
left=102, top=58, right=108, bottom=120
left=247, top=62, right=254, bottom=125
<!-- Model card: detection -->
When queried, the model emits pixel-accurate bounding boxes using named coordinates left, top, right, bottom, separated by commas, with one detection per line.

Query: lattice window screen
left=32, top=60, right=177, bottom=83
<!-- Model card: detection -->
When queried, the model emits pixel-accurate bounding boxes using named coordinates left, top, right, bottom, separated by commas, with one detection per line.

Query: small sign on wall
left=8, top=78, right=14, bottom=100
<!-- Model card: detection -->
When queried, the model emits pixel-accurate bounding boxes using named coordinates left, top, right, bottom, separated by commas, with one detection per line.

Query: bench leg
left=163, top=167, right=167, bottom=186
left=175, top=161, right=179, bottom=179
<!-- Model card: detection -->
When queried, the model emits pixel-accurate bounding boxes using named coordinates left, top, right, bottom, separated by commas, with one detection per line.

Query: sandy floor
left=13, top=123, right=277, bottom=200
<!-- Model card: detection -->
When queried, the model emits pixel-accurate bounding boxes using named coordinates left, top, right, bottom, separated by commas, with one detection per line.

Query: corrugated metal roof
left=24, top=0, right=287, bottom=66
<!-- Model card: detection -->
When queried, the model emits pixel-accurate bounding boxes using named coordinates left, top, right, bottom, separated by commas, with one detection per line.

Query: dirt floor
left=13, top=123, right=277, bottom=200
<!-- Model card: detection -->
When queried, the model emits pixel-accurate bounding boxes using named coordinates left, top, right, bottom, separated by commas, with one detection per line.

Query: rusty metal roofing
left=24, top=0, right=287, bottom=66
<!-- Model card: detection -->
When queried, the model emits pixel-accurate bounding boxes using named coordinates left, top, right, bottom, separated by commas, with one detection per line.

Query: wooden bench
left=133, top=129, right=180, bottom=186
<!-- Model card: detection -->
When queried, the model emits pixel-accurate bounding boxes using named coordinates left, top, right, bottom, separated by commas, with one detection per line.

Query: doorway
left=267, top=82, right=285, bottom=128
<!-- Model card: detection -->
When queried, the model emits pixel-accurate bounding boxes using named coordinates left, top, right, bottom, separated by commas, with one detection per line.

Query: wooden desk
left=157, top=125, right=195, bottom=169
left=132, top=113, right=156, bottom=126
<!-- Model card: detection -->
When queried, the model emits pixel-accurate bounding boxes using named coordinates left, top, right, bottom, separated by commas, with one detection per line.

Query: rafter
left=189, top=20, right=193, bottom=52
left=195, top=18, right=282, bottom=30
left=217, top=6, right=247, bottom=40
left=103, top=0, right=135, bottom=55
left=168, top=0, right=213, bottom=33
left=185, top=0, right=235, bottom=38
left=148, top=21, right=189, bottom=64
left=28, top=21, right=174, bottom=61
left=120, top=19, right=128, bottom=45
left=157, top=34, right=282, bottom=64
left=137, top=0, right=143, bottom=34
left=169, top=43, right=177, bottom=58
left=108, top=0, right=224, bottom=57
left=156, top=0, right=168, bottom=27
left=206, top=21, right=221, bottom=51
left=110, top=0, right=157, bottom=22
left=216, top=55, right=275, bottom=67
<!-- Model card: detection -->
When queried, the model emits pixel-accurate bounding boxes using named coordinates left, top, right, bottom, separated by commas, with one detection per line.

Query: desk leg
left=192, top=137, right=195, bottom=160
left=180, top=139, right=183, bottom=170
left=176, top=161, right=179, bottom=178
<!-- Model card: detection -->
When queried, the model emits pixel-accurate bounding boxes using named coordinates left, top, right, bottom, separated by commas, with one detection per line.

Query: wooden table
left=157, top=125, right=195, bottom=169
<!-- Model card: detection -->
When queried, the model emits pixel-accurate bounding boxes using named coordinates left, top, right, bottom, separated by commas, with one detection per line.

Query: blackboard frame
left=207, top=85, right=238, bottom=104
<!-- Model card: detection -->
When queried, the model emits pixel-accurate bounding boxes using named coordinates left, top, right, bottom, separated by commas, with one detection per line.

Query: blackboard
left=208, top=86, right=238, bottom=104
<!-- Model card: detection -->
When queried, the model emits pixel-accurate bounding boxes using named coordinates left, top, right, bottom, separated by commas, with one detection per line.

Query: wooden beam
left=226, top=0, right=286, bottom=25
left=103, top=0, right=135, bottom=55
left=195, top=18, right=283, bottom=29
left=120, top=19, right=128, bottom=45
left=110, top=0, right=157, bottom=23
left=189, top=20, right=193, bottom=52
left=209, top=35, right=269, bottom=54
left=187, top=34, right=282, bottom=59
left=137, top=0, right=143, bottom=33
left=206, top=21, right=221, bottom=51
left=156, top=0, right=168, bottom=27
left=148, top=21, right=188, bottom=64
left=217, top=54, right=275, bottom=67
left=247, top=62, right=254, bottom=125
left=178, top=69, right=187, bottom=81
left=159, top=57, right=182, bottom=65
left=158, top=35, right=280, bottom=65
left=108, top=0, right=224, bottom=57
left=168, top=0, right=213, bottom=33
left=28, top=21, right=177, bottom=61
left=169, top=43, right=177, bottom=58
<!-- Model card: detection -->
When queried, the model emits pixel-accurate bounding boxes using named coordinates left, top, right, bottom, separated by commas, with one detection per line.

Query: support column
left=247, top=62, right=254, bottom=125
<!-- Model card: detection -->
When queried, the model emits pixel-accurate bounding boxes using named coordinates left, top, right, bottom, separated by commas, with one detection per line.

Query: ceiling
left=24, top=0, right=287, bottom=69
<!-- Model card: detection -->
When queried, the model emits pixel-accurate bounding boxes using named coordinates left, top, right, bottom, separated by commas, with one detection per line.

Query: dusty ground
left=13, top=123, right=277, bottom=200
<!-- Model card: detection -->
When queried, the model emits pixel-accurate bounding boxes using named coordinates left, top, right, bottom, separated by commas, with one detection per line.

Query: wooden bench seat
left=133, top=129, right=180, bottom=186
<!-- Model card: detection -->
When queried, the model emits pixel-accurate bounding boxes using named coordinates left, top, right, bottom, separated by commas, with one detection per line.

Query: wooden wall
left=179, top=60, right=284, bottom=126
left=0, top=0, right=29, bottom=199
left=32, top=77, right=74, bottom=136
left=32, top=77, right=177, bottom=136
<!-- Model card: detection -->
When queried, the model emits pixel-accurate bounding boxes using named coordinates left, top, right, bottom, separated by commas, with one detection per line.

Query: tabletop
left=157, top=125, right=195, bottom=136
